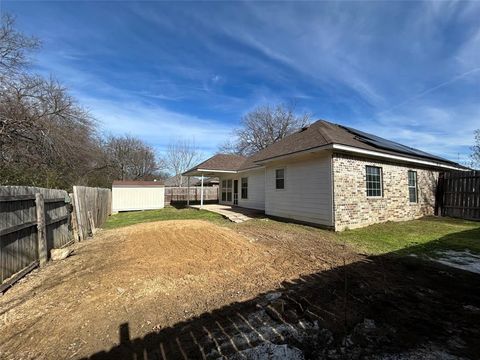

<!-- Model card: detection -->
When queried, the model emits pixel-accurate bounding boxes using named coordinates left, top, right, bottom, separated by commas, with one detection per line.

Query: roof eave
left=252, top=142, right=466, bottom=171
left=253, top=144, right=333, bottom=164
left=332, top=144, right=467, bottom=171
left=182, top=168, right=238, bottom=176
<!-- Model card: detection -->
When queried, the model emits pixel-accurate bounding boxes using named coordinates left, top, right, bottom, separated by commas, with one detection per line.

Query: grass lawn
left=103, top=206, right=227, bottom=229
left=339, top=216, right=480, bottom=256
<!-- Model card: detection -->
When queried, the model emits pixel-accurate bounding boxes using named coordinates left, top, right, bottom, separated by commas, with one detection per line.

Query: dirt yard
left=1, top=219, right=479, bottom=359
left=0, top=219, right=358, bottom=359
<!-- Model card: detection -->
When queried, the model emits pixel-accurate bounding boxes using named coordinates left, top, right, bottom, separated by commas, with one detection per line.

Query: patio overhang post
left=200, top=173, right=204, bottom=208
left=187, top=176, right=190, bottom=207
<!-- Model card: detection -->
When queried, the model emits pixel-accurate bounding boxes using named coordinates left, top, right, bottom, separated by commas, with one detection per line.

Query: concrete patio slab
left=190, top=204, right=263, bottom=223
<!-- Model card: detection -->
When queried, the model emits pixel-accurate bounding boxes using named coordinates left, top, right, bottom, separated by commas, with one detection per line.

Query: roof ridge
left=312, top=119, right=336, bottom=144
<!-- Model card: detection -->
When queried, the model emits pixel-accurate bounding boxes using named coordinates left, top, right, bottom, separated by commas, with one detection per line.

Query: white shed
left=112, top=180, right=165, bottom=213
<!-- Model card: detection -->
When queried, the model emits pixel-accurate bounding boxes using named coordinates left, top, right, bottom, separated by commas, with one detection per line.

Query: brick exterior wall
left=332, top=153, right=439, bottom=231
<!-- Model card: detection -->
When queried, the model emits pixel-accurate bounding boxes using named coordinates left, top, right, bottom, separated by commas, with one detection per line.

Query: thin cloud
left=378, top=67, right=480, bottom=116
left=4, top=1, right=479, bottom=161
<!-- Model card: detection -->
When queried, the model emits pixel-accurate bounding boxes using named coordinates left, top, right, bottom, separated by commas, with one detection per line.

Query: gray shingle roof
left=184, top=154, right=247, bottom=173
left=184, top=120, right=465, bottom=173
left=251, top=120, right=463, bottom=167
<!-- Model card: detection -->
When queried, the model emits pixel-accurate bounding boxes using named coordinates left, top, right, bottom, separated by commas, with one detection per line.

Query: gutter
left=331, top=144, right=467, bottom=171
left=252, top=143, right=466, bottom=171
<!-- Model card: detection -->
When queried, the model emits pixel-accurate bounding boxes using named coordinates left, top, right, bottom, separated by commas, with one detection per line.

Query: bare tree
left=0, top=13, right=169, bottom=189
left=219, top=103, right=311, bottom=156
left=0, top=73, right=106, bottom=188
left=105, top=135, right=160, bottom=181
left=0, top=14, right=39, bottom=78
left=470, top=129, right=480, bottom=169
left=163, top=139, right=202, bottom=186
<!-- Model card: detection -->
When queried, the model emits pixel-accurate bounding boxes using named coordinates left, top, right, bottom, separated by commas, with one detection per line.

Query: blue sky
left=4, top=1, right=480, bottom=163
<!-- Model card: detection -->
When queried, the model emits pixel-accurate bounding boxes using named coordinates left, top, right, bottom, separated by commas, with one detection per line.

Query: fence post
left=35, top=193, right=48, bottom=266
left=70, top=192, right=80, bottom=242
left=73, top=186, right=84, bottom=241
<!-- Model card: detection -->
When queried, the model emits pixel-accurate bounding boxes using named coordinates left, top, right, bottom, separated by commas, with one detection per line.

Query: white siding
left=238, top=168, right=265, bottom=210
left=265, top=152, right=333, bottom=227
left=218, top=168, right=265, bottom=210
left=112, top=185, right=165, bottom=212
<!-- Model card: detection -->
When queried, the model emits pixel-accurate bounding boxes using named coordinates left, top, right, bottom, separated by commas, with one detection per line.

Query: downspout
left=331, top=152, right=336, bottom=231
left=200, top=173, right=204, bottom=208
left=187, top=176, right=190, bottom=207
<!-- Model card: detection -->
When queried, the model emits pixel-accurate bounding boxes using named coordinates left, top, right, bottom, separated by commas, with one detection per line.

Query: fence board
left=1, top=185, right=111, bottom=288
left=0, top=186, right=69, bottom=284
left=164, top=187, right=218, bottom=205
left=72, top=186, right=111, bottom=241
left=437, top=170, right=480, bottom=221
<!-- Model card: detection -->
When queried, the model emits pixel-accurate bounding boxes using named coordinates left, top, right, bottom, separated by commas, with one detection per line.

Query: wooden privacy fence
left=0, top=186, right=70, bottom=287
left=1, top=185, right=111, bottom=291
left=72, top=186, right=112, bottom=241
left=436, top=170, right=480, bottom=221
left=165, top=187, right=218, bottom=204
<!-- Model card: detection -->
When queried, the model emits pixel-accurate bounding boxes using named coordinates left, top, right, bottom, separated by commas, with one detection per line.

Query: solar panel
left=342, top=126, right=454, bottom=164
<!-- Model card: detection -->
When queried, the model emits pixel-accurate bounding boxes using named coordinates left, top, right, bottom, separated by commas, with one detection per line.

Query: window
left=222, top=180, right=233, bottom=202
left=366, top=166, right=382, bottom=197
left=221, top=180, right=227, bottom=201
left=408, top=171, right=417, bottom=203
left=241, top=177, right=248, bottom=199
left=275, top=169, right=285, bottom=189
left=226, top=179, right=232, bottom=201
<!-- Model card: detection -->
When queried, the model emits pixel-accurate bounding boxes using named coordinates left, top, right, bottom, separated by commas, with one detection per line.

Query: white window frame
left=241, top=177, right=248, bottom=199
left=275, top=168, right=285, bottom=190
left=366, top=165, right=383, bottom=198
left=408, top=170, right=418, bottom=203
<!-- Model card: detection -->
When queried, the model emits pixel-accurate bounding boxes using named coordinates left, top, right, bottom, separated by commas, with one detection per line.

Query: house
left=164, top=175, right=200, bottom=187
left=201, top=177, right=220, bottom=187
left=112, top=180, right=165, bottom=213
left=183, top=120, right=466, bottom=230
left=164, top=175, right=219, bottom=187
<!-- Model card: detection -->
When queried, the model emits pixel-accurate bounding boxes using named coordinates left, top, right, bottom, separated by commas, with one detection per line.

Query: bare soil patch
left=0, top=219, right=356, bottom=359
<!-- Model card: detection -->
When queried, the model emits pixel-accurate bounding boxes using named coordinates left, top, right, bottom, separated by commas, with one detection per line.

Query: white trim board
left=255, top=144, right=465, bottom=171
left=331, top=144, right=466, bottom=171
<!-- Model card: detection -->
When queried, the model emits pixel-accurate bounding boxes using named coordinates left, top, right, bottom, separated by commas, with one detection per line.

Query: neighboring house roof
left=112, top=180, right=164, bottom=186
left=202, top=177, right=219, bottom=185
left=164, top=175, right=219, bottom=186
left=183, top=120, right=466, bottom=175
left=164, top=175, right=200, bottom=187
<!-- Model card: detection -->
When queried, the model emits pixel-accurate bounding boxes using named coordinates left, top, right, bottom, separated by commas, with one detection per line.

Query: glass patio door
left=222, top=180, right=233, bottom=203
left=233, top=180, right=238, bottom=205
